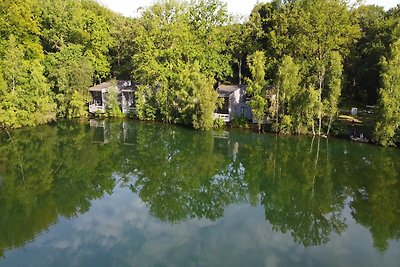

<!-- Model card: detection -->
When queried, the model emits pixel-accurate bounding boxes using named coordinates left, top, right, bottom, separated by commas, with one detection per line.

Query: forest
left=0, top=0, right=399, bottom=146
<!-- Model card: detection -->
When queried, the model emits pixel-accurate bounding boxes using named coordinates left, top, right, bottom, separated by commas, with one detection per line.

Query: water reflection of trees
left=0, top=120, right=399, bottom=256
left=237, top=136, right=347, bottom=246
left=348, top=149, right=400, bottom=252
left=124, top=124, right=247, bottom=223
left=0, top=122, right=119, bottom=257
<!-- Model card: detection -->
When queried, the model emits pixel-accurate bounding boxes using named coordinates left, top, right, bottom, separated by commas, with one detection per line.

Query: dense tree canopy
left=0, top=0, right=400, bottom=145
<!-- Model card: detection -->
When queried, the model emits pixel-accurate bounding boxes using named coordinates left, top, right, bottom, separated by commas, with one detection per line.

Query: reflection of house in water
left=89, top=80, right=137, bottom=114
left=90, top=120, right=137, bottom=145
left=213, top=130, right=239, bottom=159
left=214, top=84, right=252, bottom=122
left=122, top=121, right=136, bottom=145
left=90, top=119, right=109, bottom=144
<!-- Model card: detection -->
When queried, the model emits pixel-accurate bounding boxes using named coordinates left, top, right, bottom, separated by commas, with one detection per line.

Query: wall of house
left=230, top=88, right=252, bottom=120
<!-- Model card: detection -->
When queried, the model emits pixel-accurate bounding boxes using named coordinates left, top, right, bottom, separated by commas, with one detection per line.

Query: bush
left=279, top=115, right=293, bottom=134
left=231, top=116, right=249, bottom=128
left=213, top=117, right=225, bottom=129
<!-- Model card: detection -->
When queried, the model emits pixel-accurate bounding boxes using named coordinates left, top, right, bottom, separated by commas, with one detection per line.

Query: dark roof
left=217, top=84, right=246, bottom=97
left=89, top=80, right=135, bottom=92
left=89, top=82, right=112, bottom=92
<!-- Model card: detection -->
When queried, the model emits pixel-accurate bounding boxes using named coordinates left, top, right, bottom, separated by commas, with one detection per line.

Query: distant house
left=214, top=84, right=252, bottom=122
left=88, top=80, right=136, bottom=114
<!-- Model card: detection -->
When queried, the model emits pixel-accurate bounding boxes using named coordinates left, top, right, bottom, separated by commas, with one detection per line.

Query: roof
left=89, top=82, right=112, bottom=92
left=217, top=84, right=246, bottom=97
left=89, top=80, right=135, bottom=92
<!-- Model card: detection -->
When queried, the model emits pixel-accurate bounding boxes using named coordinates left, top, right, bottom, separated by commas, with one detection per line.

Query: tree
left=39, top=0, right=85, bottom=52
left=325, top=52, right=343, bottom=136
left=290, top=86, right=320, bottom=135
left=108, top=16, right=137, bottom=79
left=344, top=5, right=392, bottom=103
left=132, top=0, right=226, bottom=128
left=106, top=85, right=124, bottom=117
left=275, top=55, right=301, bottom=133
left=374, top=39, right=400, bottom=146
left=226, top=21, right=257, bottom=84
left=294, top=0, right=359, bottom=136
left=45, top=44, right=94, bottom=118
left=0, top=0, right=41, bottom=44
left=81, top=9, right=113, bottom=84
left=248, top=0, right=359, bottom=136
left=0, top=36, right=56, bottom=128
left=185, top=63, right=218, bottom=130
left=246, top=51, right=267, bottom=131
left=188, top=0, right=232, bottom=80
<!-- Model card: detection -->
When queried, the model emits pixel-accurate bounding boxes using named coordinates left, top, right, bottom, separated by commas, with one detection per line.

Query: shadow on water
left=0, top=119, right=399, bottom=257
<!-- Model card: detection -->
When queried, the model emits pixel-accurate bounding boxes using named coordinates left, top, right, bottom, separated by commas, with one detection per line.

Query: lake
left=0, top=119, right=399, bottom=267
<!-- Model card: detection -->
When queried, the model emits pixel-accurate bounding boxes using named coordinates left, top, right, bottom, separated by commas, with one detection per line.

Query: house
left=214, top=84, right=252, bottom=122
left=88, top=80, right=136, bottom=114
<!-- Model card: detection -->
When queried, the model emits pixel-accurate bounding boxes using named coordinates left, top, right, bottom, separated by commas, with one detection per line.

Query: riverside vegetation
left=0, top=0, right=400, bottom=146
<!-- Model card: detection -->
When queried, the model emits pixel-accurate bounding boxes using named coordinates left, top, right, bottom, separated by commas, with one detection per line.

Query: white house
left=88, top=80, right=136, bottom=114
left=214, top=84, right=252, bottom=122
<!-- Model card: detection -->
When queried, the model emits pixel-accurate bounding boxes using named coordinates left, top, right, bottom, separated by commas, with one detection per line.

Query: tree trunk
left=318, top=73, right=323, bottom=136
left=238, top=58, right=242, bottom=85
left=276, top=86, right=280, bottom=127
left=312, top=122, right=316, bottom=136
left=12, top=77, right=15, bottom=94
left=326, top=115, right=333, bottom=136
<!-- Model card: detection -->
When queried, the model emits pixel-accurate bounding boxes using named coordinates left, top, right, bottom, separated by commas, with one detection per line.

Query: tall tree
left=275, top=55, right=301, bottom=133
left=106, top=84, right=124, bottom=117
left=0, top=36, right=56, bottom=128
left=188, top=0, right=232, bottom=80
left=374, top=39, right=400, bottom=146
left=325, top=52, right=343, bottom=136
left=39, top=0, right=85, bottom=52
left=45, top=44, right=94, bottom=118
left=295, top=0, right=359, bottom=136
left=132, top=0, right=225, bottom=128
left=344, top=5, right=391, bottom=103
left=246, top=51, right=267, bottom=132
left=226, top=21, right=257, bottom=84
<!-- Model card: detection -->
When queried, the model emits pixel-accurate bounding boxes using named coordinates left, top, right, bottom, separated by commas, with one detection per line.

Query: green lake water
left=0, top=120, right=399, bottom=267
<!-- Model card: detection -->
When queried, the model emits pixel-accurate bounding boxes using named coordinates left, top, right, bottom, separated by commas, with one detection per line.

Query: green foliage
left=374, top=40, right=400, bottom=146
left=190, top=65, right=219, bottom=130
left=290, top=86, right=320, bottom=134
left=279, top=115, right=293, bottom=134
left=345, top=5, right=393, bottom=103
left=135, top=85, right=157, bottom=121
left=39, top=0, right=85, bottom=52
left=0, top=0, right=399, bottom=145
left=0, top=0, right=128, bottom=128
left=213, top=117, right=225, bottom=129
left=106, top=85, right=124, bottom=117
left=45, top=44, right=94, bottom=118
left=188, top=0, right=232, bottom=80
left=132, top=0, right=223, bottom=129
left=246, top=51, right=267, bottom=131
left=275, top=55, right=301, bottom=133
left=249, top=0, right=358, bottom=136
left=230, top=116, right=249, bottom=128
left=324, top=51, right=343, bottom=135
left=0, top=36, right=56, bottom=128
